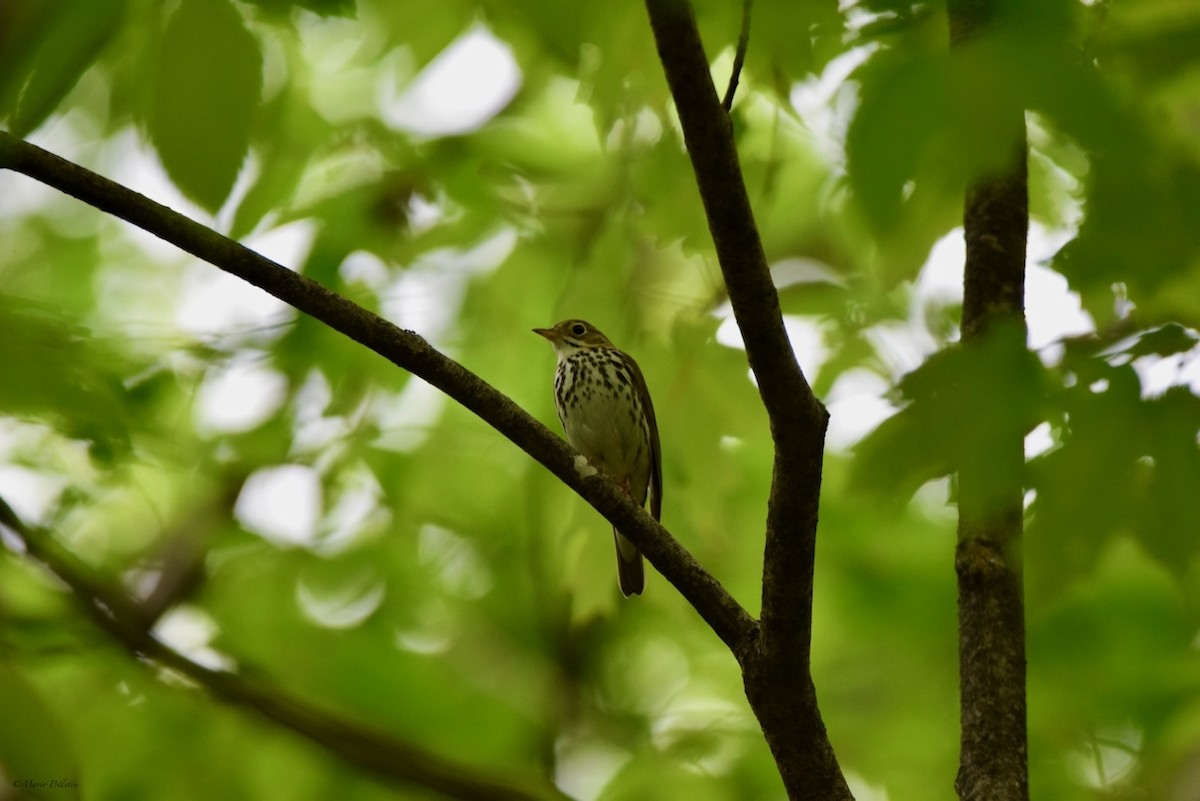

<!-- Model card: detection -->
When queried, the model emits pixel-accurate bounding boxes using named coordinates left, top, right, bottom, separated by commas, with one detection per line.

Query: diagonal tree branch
left=0, top=131, right=755, bottom=656
left=0, top=496, right=565, bottom=801
left=642, top=2, right=844, bottom=799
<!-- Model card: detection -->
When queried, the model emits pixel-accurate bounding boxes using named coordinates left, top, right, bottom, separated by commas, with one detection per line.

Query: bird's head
left=532, top=319, right=615, bottom=354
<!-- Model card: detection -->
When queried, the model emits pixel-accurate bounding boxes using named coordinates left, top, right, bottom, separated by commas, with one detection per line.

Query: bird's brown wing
left=624, top=353, right=662, bottom=522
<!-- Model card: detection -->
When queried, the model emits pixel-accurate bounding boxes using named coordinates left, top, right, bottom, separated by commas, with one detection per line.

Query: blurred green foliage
left=2, top=0, right=1200, bottom=799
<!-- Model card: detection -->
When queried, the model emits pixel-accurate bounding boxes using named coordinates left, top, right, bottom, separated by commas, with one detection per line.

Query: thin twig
left=0, top=495, right=566, bottom=801
left=722, top=0, right=753, bottom=112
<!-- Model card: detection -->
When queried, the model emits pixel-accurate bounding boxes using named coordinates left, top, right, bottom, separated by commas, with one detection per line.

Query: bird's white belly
left=565, top=395, right=642, bottom=476
left=559, top=356, right=648, bottom=481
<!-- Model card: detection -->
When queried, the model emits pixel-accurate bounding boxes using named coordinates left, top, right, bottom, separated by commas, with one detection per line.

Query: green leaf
left=1124, top=324, right=1199, bottom=360
left=1052, top=152, right=1200, bottom=323
left=1101, top=0, right=1200, bottom=83
left=1026, top=364, right=1145, bottom=595
left=846, top=48, right=951, bottom=234
left=229, top=88, right=325, bottom=239
left=0, top=298, right=138, bottom=460
left=148, top=0, right=262, bottom=211
left=370, top=0, right=473, bottom=70
left=0, top=663, right=80, bottom=800
left=1137, top=387, right=1200, bottom=574
left=0, top=0, right=126, bottom=136
left=853, top=323, right=1044, bottom=504
left=744, top=0, right=847, bottom=91
left=241, top=0, right=355, bottom=17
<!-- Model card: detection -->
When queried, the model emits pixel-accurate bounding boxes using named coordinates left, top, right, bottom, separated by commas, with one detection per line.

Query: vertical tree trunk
left=948, top=1, right=1031, bottom=797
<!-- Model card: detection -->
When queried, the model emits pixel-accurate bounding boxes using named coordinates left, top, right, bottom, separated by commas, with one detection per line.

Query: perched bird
left=533, top=319, right=662, bottom=596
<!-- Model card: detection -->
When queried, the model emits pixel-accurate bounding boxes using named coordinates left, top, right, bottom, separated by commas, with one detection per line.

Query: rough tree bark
left=643, top=2, right=850, bottom=799
left=947, top=0, right=1031, bottom=799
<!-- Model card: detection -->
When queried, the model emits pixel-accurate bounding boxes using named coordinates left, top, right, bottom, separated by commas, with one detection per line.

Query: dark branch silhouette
left=0, top=496, right=566, bottom=801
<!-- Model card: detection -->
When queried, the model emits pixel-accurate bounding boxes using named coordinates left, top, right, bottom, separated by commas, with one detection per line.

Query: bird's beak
left=532, top=327, right=557, bottom=340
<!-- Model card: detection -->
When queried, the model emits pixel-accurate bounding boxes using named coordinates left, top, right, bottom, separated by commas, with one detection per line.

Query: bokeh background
left=2, top=0, right=1200, bottom=799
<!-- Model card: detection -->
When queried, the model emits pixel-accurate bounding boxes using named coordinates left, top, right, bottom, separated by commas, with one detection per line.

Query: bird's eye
left=570, top=323, right=586, bottom=336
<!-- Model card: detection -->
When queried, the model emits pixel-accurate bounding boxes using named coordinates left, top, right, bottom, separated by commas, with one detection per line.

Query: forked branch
left=643, top=1, right=846, bottom=799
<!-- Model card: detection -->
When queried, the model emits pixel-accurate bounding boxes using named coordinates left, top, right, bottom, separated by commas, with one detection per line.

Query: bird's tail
left=613, top=529, right=644, bottom=597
